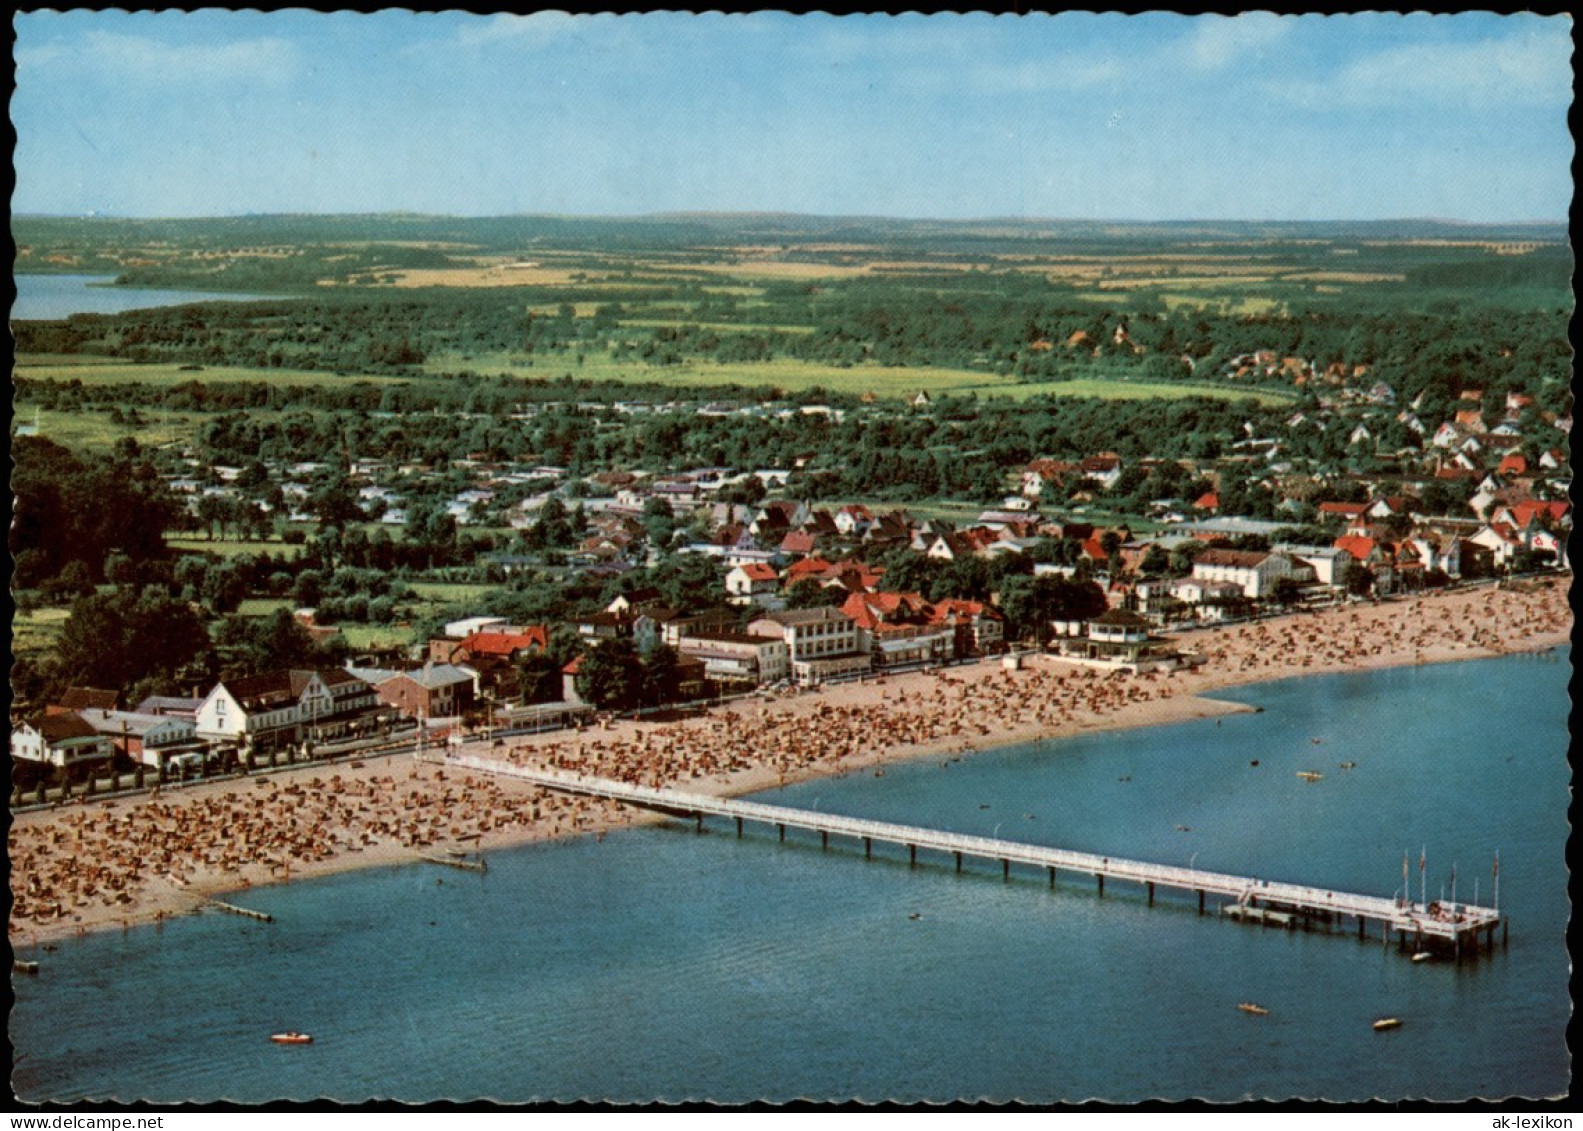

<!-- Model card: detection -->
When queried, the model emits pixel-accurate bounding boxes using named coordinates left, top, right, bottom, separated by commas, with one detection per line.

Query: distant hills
left=13, top=211, right=1569, bottom=254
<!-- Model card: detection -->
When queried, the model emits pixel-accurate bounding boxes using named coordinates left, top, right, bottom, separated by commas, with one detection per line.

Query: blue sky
left=11, top=11, right=1574, bottom=221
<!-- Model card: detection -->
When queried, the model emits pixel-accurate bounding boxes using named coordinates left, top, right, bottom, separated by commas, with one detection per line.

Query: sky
left=10, top=10, right=1575, bottom=222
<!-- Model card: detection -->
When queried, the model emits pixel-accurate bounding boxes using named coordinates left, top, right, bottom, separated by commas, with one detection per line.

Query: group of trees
left=574, top=639, right=685, bottom=711
left=11, top=436, right=181, bottom=593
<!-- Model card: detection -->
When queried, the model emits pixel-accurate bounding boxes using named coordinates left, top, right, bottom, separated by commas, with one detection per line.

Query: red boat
left=271, top=1031, right=313, bottom=1045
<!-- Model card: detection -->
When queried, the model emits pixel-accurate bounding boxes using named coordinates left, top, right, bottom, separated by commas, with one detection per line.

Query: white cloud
left=18, top=30, right=300, bottom=84
left=452, top=11, right=583, bottom=49
left=1327, top=30, right=1574, bottom=107
left=1183, top=13, right=1294, bottom=71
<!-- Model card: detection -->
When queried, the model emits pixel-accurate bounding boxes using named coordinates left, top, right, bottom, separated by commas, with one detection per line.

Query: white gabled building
left=196, top=669, right=381, bottom=751
left=1189, top=549, right=1309, bottom=599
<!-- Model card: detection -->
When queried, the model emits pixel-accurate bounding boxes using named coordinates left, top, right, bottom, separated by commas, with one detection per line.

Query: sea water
left=11, top=650, right=1570, bottom=1103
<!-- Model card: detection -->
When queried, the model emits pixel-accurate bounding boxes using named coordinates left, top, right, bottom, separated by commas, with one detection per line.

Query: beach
left=9, top=576, right=1569, bottom=948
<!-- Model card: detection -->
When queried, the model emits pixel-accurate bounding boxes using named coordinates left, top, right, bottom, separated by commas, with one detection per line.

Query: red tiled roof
left=1334, top=535, right=1377, bottom=560
left=464, top=628, right=548, bottom=656
left=736, top=563, right=778, bottom=581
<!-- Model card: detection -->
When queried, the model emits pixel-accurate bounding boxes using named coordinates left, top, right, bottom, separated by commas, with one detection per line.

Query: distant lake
left=12, top=274, right=286, bottom=321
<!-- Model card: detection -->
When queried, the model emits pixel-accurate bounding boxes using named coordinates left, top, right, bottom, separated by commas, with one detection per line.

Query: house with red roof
left=1193, top=491, right=1220, bottom=513
left=1496, top=453, right=1529, bottom=477
left=1318, top=501, right=1369, bottom=521
left=726, top=562, right=781, bottom=606
left=930, top=598, right=1006, bottom=656
left=841, top=591, right=955, bottom=669
left=779, top=529, right=818, bottom=556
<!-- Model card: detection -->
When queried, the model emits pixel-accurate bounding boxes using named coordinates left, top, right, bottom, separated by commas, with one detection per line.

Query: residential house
left=11, top=714, right=115, bottom=781
left=834, top=504, right=874, bottom=536
left=1079, top=454, right=1124, bottom=490
left=373, top=664, right=480, bottom=720
left=841, top=591, right=955, bottom=669
left=930, top=598, right=1006, bottom=656
left=44, top=687, right=119, bottom=717
left=726, top=562, right=780, bottom=606
left=132, top=695, right=203, bottom=721
left=77, top=709, right=202, bottom=769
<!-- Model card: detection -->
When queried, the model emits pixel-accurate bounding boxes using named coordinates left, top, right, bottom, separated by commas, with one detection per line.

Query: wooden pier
left=206, top=899, right=274, bottom=923
left=450, top=755, right=1505, bottom=959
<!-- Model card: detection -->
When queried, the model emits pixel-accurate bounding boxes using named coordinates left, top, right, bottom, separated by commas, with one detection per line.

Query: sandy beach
left=10, top=576, right=1569, bottom=949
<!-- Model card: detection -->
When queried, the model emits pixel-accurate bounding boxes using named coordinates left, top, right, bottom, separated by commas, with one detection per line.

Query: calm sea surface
left=12, top=651, right=1571, bottom=1103
left=12, top=274, right=283, bottom=321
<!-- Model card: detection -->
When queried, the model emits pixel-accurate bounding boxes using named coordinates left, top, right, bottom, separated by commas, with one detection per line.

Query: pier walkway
left=448, top=754, right=1504, bottom=958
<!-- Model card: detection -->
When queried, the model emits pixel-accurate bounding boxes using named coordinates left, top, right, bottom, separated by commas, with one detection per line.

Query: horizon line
left=11, top=210, right=1571, bottom=227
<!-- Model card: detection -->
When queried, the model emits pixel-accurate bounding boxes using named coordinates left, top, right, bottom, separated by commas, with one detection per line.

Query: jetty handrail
left=449, top=756, right=1500, bottom=936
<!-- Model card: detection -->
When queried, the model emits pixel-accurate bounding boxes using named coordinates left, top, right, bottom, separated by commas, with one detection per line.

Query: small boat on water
left=271, top=1031, right=313, bottom=1045
left=1238, top=1003, right=1269, bottom=1016
left=1296, top=771, right=1325, bottom=782
left=1339, top=761, right=1357, bottom=770
left=1411, top=951, right=1433, bottom=963
left=1372, top=1017, right=1403, bottom=1031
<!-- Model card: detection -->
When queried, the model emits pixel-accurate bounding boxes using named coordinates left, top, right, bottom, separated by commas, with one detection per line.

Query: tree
left=1269, top=576, right=1304, bottom=608
left=57, top=586, right=209, bottom=694
left=240, top=608, right=320, bottom=673
left=640, top=644, right=683, bottom=707
left=785, top=579, right=844, bottom=608
left=517, top=653, right=563, bottom=704
left=575, top=638, right=644, bottom=711
left=642, top=497, right=677, bottom=548
left=310, top=475, right=362, bottom=531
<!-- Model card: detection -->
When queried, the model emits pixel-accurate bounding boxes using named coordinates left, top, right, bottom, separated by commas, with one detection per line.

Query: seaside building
left=11, top=714, right=115, bottom=782
left=676, top=632, right=791, bottom=686
left=748, top=607, right=872, bottom=684
left=75, top=708, right=204, bottom=770
left=196, top=669, right=384, bottom=752
left=1189, top=549, right=1309, bottom=599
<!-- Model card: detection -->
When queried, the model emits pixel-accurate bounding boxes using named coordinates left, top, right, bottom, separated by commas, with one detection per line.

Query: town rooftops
left=133, top=696, right=203, bottom=717
left=56, top=687, right=119, bottom=712
left=680, top=631, right=779, bottom=647
left=388, top=664, right=477, bottom=690
left=463, top=628, right=550, bottom=655
left=77, top=709, right=191, bottom=738
left=1091, top=609, right=1150, bottom=628
left=759, top=607, right=853, bottom=627
left=32, top=714, right=102, bottom=743
left=1192, top=548, right=1274, bottom=569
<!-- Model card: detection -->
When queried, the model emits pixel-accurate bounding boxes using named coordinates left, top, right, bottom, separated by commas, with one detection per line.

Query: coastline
left=9, top=576, right=1569, bottom=952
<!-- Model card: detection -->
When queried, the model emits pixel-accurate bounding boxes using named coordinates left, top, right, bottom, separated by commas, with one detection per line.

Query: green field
left=406, top=582, right=499, bottom=604
left=618, top=319, right=816, bottom=335
left=235, top=597, right=296, bottom=617
left=423, top=351, right=1290, bottom=404
left=13, top=408, right=210, bottom=452
left=168, top=537, right=305, bottom=560
left=12, top=606, right=71, bottom=656
left=14, top=354, right=411, bottom=388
